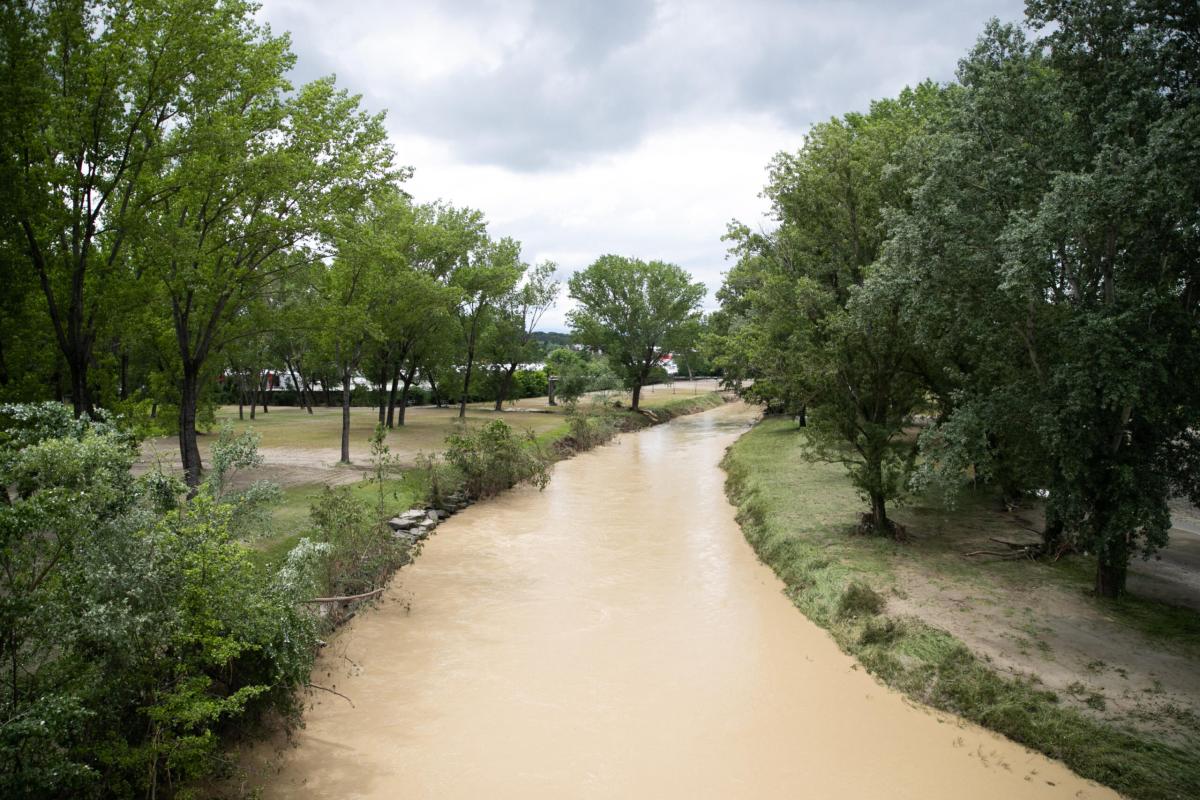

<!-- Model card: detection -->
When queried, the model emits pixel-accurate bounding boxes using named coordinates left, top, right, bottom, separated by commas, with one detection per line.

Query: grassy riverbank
left=247, top=390, right=726, bottom=574
left=723, top=416, right=1200, bottom=800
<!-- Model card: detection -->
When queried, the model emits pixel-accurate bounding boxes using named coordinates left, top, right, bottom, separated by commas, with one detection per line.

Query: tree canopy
left=567, top=255, right=705, bottom=411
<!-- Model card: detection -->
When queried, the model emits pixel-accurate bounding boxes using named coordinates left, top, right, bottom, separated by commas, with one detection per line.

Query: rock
left=400, top=508, right=426, bottom=521
left=388, top=517, right=417, bottom=531
left=393, top=528, right=424, bottom=543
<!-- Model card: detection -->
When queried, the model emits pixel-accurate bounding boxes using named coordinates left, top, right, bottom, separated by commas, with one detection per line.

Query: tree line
left=706, top=0, right=1200, bottom=599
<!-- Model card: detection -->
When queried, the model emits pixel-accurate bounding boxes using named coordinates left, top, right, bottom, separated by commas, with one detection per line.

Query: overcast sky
left=258, top=0, right=1026, bottom=330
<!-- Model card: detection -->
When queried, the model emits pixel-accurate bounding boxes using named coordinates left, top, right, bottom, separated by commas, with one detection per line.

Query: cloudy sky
left=258, top=0, right=1026, bottom=330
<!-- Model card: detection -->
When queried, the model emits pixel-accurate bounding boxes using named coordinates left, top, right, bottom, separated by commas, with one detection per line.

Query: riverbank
left=722, top=416, right=1200, bottom=800
left=243, top=391, right=727, bottom=572
left=235, top=401, right=1114, bottom=800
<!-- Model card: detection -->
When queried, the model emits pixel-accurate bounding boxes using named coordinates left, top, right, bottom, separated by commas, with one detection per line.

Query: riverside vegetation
left=723, top=420, right=1200, bottom=800
left=4, top=0, right=1199, bottom=798
left=0, top=387, right=723, bottom=798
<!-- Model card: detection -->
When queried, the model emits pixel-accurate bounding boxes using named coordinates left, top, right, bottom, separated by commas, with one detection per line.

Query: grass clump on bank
left=723, top=416, right=1200, bottom=800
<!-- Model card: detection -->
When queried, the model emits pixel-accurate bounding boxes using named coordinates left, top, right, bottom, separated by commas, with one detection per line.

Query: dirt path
left=245, top=403, right=1115, bottom=799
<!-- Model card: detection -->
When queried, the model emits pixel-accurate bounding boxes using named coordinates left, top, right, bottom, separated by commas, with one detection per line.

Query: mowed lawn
left=140, top=402, right=570, bottom=474
left=138, top=385, right=725, bottom=573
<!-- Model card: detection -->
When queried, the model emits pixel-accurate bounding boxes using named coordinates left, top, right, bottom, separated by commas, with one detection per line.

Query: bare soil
left=888, top=500, right=1200, bottom=748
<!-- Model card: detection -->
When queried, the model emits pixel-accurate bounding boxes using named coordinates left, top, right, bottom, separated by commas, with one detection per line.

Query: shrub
left=0, top=403, right=316, bottom=798
left=444, top=420, right=550, bottom=499
left=565, top=409, right=618, bottom=451
left=309, top=485, right=406, bottom=596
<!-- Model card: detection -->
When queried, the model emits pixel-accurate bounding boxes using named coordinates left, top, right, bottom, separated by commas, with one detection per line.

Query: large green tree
left=449, top=236, right=523, bottom=419
left=567, top=255, right=705, bottom=411
left=890, top=6, right=1200, bottom=595
left=712, top=86, right=946, bottom=535
left=1, top=0, right=272, bottom=415
left=484, top=260, right=559, bottom=410
left=135, top=48, right=394, bottom=485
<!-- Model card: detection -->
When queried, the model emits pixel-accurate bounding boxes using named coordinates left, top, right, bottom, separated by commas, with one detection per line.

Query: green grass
left=143, top=403, right=571, bottom=467
left=723, top=416, right=1200, bottom=800
left=243, top=392, right=725, bottom=573
left=246, top=473, right=429, bottom=573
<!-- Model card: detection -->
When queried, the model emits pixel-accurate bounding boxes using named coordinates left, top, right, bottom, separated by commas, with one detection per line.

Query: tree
left=484, top=261, right=559, bottom=410
left=381, top=202, right=478, bottom=426
left=0, top=403, right=317, bottom=797
left=1, top=0, right=277, bottom=416
left=449, top=236, right=523, bottom=419
left=567, top=255, right=705, bottom=411
left=889, top=7, right=1200, bottom=595
left=133, top=29, right=394, bottom=484
left=318, top=189, right=410, bottom=464
left=709, top=87, right=945, bottom=535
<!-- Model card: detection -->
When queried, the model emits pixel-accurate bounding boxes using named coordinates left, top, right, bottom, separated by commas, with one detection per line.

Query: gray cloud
left=263, top=0, right=1025, bottom=172
left=257, top=0, right=1028, bottom=330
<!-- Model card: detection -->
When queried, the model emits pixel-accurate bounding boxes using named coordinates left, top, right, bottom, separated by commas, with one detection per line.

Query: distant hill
left=532, top=331, right=573, bottom=348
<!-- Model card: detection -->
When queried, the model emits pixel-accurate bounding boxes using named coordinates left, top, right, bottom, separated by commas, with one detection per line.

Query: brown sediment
left=249, top=401, right=1116, bottom=800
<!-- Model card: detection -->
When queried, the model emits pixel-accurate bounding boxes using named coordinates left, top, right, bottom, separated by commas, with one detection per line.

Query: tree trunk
left=69, top=352, right=91, bottom=417
left=494, top=364, right=517, bottom=411
left=179, top=366, right=203, bottom=491
left=426, top=370, right=441, bottom=408
left=303, top=379, right=315, bottom=414
left=293, top=361, right=316, bottom=414
left=119, top=350, right=129, bottom=400
left=631, top=382, right=642, bottom=411
left=285, top=358, right=306, bottom=411
left=340, top=367, right=353, bottom=464
left=459, top=352, right=475, bottom=420
left=377, top=360, right=388, bottom=424
left=396, top=375, right=412, bottom=426
left=548, top=374, right=557, bottom=406
left=238, top=385, right=245, bottom=421
left=1094, top=534, right=1128, bottom=599
left=870, top=491, right=891, bottom=536
left=259, top=371, right=269, bottom=414
left=386, top=360, right=402, bottom=427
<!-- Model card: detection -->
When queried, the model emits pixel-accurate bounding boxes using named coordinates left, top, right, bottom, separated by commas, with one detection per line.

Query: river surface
left=257, top=402, right=1115, bottom=799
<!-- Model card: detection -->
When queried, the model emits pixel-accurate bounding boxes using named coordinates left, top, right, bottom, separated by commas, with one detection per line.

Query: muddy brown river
left=255, top=402, right=1116, bottom=799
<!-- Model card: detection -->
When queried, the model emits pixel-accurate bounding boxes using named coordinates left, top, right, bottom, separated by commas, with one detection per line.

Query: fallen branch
left=300, top=587, right=385, bottom=605
left=988, top=537, right=1040, bottom=549
left=306, top=683, right=355, bottom=707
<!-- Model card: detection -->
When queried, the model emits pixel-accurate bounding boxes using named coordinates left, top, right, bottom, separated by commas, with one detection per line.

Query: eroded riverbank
left=247, top=402, right=1115, bottom=799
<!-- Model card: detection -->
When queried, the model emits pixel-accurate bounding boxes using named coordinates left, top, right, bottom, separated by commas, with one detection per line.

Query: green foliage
left=416, top=450, right=461, bottom=510
left=725, top=416, right=1200, bottom=800
left=308, top=483, right=407, bottom=597
left=546, top=347, right=622, bottom=405
left=444, top=420, right=551, bottom=499
left=0, top=403, right=316, bottom=798
left=564, top=408, right=619, bottom=451
left=712, top=86, right=943, bottom=533
left=567, top=255, right=705, bottom=410
left=884, top=9, right=1200, bottom=594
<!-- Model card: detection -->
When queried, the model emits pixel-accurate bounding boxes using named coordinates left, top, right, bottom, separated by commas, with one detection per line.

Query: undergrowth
left=722, top=418, right=1200, bottom=800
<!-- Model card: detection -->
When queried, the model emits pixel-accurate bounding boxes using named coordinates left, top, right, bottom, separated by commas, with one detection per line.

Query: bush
left=444, top=420, right=551, bottom=499
left=564, top=409, right=618, bottom=451
left=0, top=403, right=316, bottom=798
left=309, top=485, right=407, bottom=596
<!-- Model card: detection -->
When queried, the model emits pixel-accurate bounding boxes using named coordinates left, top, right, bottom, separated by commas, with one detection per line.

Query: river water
left=256, top=402, right=1114, bottom=799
